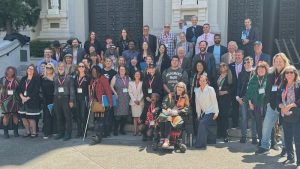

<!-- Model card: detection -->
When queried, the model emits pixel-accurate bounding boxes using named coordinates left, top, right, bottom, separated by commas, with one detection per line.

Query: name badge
left=241, top=34, right=247, bottom=40
left=7, top=90, right=14, bottom=96
left=24, top=91, right=27, bottom=96
left=194, top=87, right=199, bottom=93
left=77, top=88, right=83, bottom=93
left=271, top=85, right=278, bottom=92
left=165, top=43, right=169, bottom=48
left=259, top=88, right=265, bottom=94
left=148, top=88, right=152, bottom=94
left=150, top=120, right=155, bottom=126
left=58, top=87, right=64, bottom=93
left=219, top=87, right=222, bottom=91
left=123, top=88, right=128, bottom=93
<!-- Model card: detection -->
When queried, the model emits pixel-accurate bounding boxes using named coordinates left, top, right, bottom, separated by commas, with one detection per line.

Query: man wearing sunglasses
left=159, top=24, right=177, bottom=59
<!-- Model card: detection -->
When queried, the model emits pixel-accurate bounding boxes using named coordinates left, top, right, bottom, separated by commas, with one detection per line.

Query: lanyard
left=218, top=76, right=226, bottom=88
left=25, top=79, right=31, bottom=91
left=283, top=85, right=289, bottom=102
left=7, top=79, right=14, bottom=90
left=58, top=75, right=67, bottom=86
left=148, top=76, right=155, bottom=88
left=77, top=76, right=85, bottom=87
left=258, top=76, right=263, bottom=88
left=121, top=77, right=127, bottom=87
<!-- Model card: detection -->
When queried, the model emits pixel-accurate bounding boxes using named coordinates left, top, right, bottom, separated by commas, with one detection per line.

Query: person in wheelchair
left=140, top=93, right=161, bottom=141
left=158, top=82, right=190, bottom=148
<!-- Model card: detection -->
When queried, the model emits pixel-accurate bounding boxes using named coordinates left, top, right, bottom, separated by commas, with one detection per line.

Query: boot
left=63, top=132, right=71, bottom=141
left=13, top=123, right=19, bottom=137
left=113, top=120, right=119, bottom=136
left=3, top=126, right=9, bottom=139
left=119, top=118, right=126, bottom=135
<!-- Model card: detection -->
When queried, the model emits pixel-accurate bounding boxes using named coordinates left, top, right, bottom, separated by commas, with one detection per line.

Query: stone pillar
left=152, top=0, right=165, bottom=35
left=143, top=0, right=153, bottom=26
left=165, top=0, right=172, bottom=26
left=208, top=0, right=220, bottom=33
left=217, top=0, right=229, bottom=45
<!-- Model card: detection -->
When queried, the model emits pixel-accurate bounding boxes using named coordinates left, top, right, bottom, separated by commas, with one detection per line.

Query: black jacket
left=139, top=34, right=157, bottom=55
left=186, top=25, right=203, bottom=43
left=236, top=70, right=254, bottom=98
left=266, top=71, right=282, bottom=110
left=142, top=73, right=163, bottom=100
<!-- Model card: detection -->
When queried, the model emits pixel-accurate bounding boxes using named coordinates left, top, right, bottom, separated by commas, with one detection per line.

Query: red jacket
left=90, top=76, right=113, bottom=107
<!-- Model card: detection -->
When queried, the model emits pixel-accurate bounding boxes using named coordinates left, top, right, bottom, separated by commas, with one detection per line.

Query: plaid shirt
left=159, top=32, right=177, bottom=58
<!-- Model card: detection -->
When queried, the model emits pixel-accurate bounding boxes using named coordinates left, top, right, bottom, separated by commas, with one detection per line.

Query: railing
left=275, top=38, right=300, bottom=68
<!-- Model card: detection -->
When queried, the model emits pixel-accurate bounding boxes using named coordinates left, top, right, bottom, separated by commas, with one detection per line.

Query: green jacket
left=245, top=75, right=268, bottom=107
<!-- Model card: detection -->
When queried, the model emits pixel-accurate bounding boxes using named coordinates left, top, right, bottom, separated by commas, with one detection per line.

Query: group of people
left=0, top=16, right=300, bottom=168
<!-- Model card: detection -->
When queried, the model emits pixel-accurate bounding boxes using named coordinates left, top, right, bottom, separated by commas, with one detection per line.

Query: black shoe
left=271, top=144, right=280, bottom=151
left=63, top=133, right=71, bottom=141
left=257, top=140, right=261, bottom=147
left=240, top=137, right=246, bottom=143
left=4, top=127, right=9, bottom=139
left=255, top=147, right=270, bottom=155
left=55, top=134, right=64, bottom=140
left=23, top=133, right=31, bottom=138
left=30, top=134, right=38, bottom=138
left=89, top=135, right=102, bottom=145
left=13, top=124, right=19, bottom=137
left=280, top=147, right=287, bottom=157
left=119, top=130, right=126, bottom=135
left=281, top=159, right=295, bottom=165
left=224, top=137, right=229, bottom=143
left=251, top=138, right=258, bottom=145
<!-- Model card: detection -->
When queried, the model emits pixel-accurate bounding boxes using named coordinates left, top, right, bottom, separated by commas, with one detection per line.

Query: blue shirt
left=122, top=50, right=139, bottom=67
left=213, top=46, right=221, bottom=65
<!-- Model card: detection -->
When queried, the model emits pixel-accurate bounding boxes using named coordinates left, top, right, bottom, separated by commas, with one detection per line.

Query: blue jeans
left=239, top=103, right=257, bottom=138
left=261, top=104, right=279, bottom=149
left=195, top=113, right=216, bottom=148
left=283, top=120, right=300, bottom=165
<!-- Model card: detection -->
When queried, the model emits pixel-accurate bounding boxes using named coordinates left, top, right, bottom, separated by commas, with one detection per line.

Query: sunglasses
left=220, top=64, right=226, bottom=67
left=164, top=26, right=170, bottom=28
left=285, top=71, right=294, bottom=74
left=78, top=65, right=85, bottom=68
left=46, top=67, right=53, bottom=69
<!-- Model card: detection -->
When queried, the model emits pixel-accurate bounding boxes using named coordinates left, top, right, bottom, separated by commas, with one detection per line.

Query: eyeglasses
left=220, top=64, right=226, bottom=67
left=177, top=86, right=184, bottom=88
left=164, top=26, right=170, bottom=28
left=244, top=61, right=251, bottom=64
left=285, top=71, right=294, bottom=74
left=78, top=65, right=85, bottom=68
left=46, top=67, right=53, bottom=69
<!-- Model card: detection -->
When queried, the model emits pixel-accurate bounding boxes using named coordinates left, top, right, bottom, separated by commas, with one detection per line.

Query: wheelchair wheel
left=179, top=144, right=187, bottom=153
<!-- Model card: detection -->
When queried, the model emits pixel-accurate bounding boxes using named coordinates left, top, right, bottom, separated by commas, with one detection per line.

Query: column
left=208, top=0, right=220, bottom=33
left=143, top=0, right=153, bottom=26
left=152, top=0, right=165, bottom=35
left=218, top=0, right=229, bottom=45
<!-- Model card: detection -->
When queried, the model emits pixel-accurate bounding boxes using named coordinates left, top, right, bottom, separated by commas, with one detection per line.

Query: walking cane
left=83, top=101, right=93, bottom=141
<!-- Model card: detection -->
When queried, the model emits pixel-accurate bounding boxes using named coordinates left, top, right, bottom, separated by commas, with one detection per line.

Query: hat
left=148, top=63, right=155, bottom=69
left=52, top=40, right=60, bottom=48
left=64, top=53, right=73, bottom=58
left=254, top=41, right=262, bottom=46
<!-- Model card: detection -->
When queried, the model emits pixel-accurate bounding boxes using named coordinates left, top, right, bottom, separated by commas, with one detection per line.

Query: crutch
left=83, top=101, right=93, bottom=141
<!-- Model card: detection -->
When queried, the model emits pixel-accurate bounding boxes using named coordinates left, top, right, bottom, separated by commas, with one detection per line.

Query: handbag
left=91, top=101, right=105, bottom=113
left=283, top=107, right=300, bottom=123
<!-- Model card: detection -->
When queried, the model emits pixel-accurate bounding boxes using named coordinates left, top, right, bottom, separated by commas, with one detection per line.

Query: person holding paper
left=245, top=61, right=269, bottom=146
left=41, top=63, right=56, bottom=139
left=110, top=65, right=131, bottom=136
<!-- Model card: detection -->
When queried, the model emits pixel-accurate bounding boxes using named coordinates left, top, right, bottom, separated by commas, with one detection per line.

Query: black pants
left=253, top=107, right=265, bottom=140
left=114, top=115, right=127, bottom=133
left=75, top=96, right=88, bottom=135
left=217, top=102, right=229, bottom=138
left=55, top=96, right=72, bottom=135
left=43, top=105, right=57, bottom=136
left=104, top=108, right=114, bottom=135
left=283, top=120, right=300, bottom=165
left=94, top=114, right=105, bottom=137
left=158, top=121, right=172, bottom=139
left=231, top=100, right=239, bottom=128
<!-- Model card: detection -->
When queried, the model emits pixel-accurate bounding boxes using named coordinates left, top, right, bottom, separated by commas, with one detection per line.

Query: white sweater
left=195, top=85, right=219, bottom=118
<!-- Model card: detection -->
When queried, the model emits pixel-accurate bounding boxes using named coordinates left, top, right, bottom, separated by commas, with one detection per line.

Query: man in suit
left=176, top=32, right=194, bottom=59
left=186, top=15, right=203, bottom=44
left=207, top=34, right=228, bottom=69
left=252, top=41, right=271, bottom=67
left=65, top=38, right=86, bottom=64
left=192, top=41, right=216, bottom=86
left=241, top=18, right=259, bottom=57
left=195, top=23, right=215, bottom=55
left=177, top=47, right=192, bottom=77
left=221, top=41, right=238, bottom=64
left=229, top=50, right=245, bottom=128
left=51, top=40, right=63, bottom=62
left=139, top=25, right=157, bottom=55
